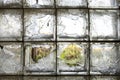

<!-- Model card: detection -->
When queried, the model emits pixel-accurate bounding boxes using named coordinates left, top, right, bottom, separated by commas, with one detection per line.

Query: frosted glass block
left=88, top=0, right=118, bottom=8
left=57, top=9, right=88, bottom=41
left=90, top=43, right=119, bottom=74
left=24, top=0, right=54, bottom=8
left=90, top=10, right=118, bottom=41
left=57, top=76, right=86, bottom=80
left=24, top=9, right=55, bottom=41
left=56, top=0, right=87, bottom=7
left=24, top=76, right=56, bottom=80
left=0, top=0, right=22, bottom=8
left=0, top=9, right=23, bottom=41
left=91, top=76, right=119, bottom=80
left=0, top=43, right=22, bottom=74
left=57, top=42, right=88, bottom=75
left=25, top=43, right=56, bottom=74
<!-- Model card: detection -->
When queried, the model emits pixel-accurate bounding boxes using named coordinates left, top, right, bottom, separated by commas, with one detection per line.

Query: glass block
left=57, top=76, right=86, bottom=80
left=24, top=0, right=54, bottom=8
left=24, top=76, right=56, bottom=80
left=56, top=0, right=87, bottom=8
left=90, top=43, right=119, bottom=74
left=57, top=42, right=88, bottom=75
left=57, top=9, right=88, bottom=41
left=24, top=9, right=55, bottom=41
left=0, top=43, right=23, bottom=74
left=88, top=0, right=118, bottom=8
left=0, top=9, right=23, bottom=41
left=90, top=10, right=118, bottom=41
left=25, top=43, right=56, bottom=75
left=0, top=76, right=22, bottom=80
left=0, top=0, right=22, bottom=8
left=90, top=76, right=119, bottom=80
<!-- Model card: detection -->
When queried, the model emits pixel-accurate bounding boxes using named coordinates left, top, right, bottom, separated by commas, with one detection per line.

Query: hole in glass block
left=25, top=43, right=56, bottom=74
left=24, top=0, right=54, bottom=8
left=24, top=9, right=55, bottom=41
left=57, top=42, right=88, bottom=74
left=90, top=10, right=118, bottom=41
left=90, top=43, right=119, bottom=74
left=88, top=0, right=118, bottom=8
left=57, top=9, right=88, bottom=41
left=0, top=43, right=22, bottom=74
left=0, top=9, right=23, bottom=41
left=56, top=0, right=87, bottom=7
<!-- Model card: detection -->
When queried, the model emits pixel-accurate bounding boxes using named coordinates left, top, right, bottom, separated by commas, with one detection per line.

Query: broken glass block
left=0, top=0, right=22, bottom=8
left=90, top=43, right=119, bottom=74
left=56, top=0, right=87, bottom=7
left=24, top=76, right=56, bottom=80
left=57, top=76, right=86, bottom=80
left=0, top=43, right=22, bottom=74
left=90, top=10, right=118, bottom=41
left=57, top=9, right=88, bottom=41
left=24, top=0, right=54, bottom=8
left=24, top=9, right=55, bottom=41
left=88, top=0, right=118, bottom=8
left=57, top=42, right=88, bottom=74
left=25, top=43, right=56, bottom=74
left=0, top=9, right=23, bottom=41
left=91, top=76, right=119, bottom=80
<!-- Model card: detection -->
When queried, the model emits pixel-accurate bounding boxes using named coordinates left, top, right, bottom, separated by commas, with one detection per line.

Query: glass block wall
left=0, top=0, right=120, bottom=78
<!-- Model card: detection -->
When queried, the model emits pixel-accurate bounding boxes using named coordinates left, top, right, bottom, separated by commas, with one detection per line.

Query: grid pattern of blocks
left=0, top=0, right=120, bottom=76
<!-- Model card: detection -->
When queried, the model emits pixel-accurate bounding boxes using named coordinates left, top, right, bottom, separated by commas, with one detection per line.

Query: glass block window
left=0, top=0, right=119, bottom=78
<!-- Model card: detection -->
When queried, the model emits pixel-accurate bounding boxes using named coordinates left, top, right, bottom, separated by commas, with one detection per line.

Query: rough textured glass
left=91, top=76, right=119, bottom=80
left=57, top=76, right=86, bottom=80
left=57, top=9, right=88, bottom=41
left=24, top=0, right=54, bottom=8
left=24, top=9, right=55, bottom=41
left=24, top=76, right=56, bottom=80
left=0, top=43, right=22, bottom=74
left=0, top=9, right=23, bottom=41
left=90, top=10, right=118, bottom=41
left=25, top=43, right=56, bottom=74
left=0, top=0, right=22, bottom=8
left=56, top=0, right=87, bottom=7
left=90, top=43, right=119, bottom=74
left=57, top=42, right=88, bottom=74
left=88, top=0, right=118, bottom=8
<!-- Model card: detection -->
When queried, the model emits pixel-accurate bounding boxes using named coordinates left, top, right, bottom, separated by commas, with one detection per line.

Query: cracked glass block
left=0, top=9, right=23, bottom=41
left=0, top=43, right=22, bottom=74
left=90, top=10, right=118, bottom=41
left=90, top=43, right=119, bottom=74
left=57, top=42, right=88, bottom=75
left=56, top=0, right=87, bottom=7
left=24, top=9, right=55, bottom=41
left=25, top=43, right=56, bottom=74
left=0, top=0, right=22, bottom=8
left=24, top=76, right=56, bottom=80
left=24, top=0, right=54, bottom=8
left=57, top=76, right=86, bottom=80
left=91, top=76, right=119, bottom=80
left=88, top=0, right=118, bottom=8
left=57, top=9, right=88, bottom=41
